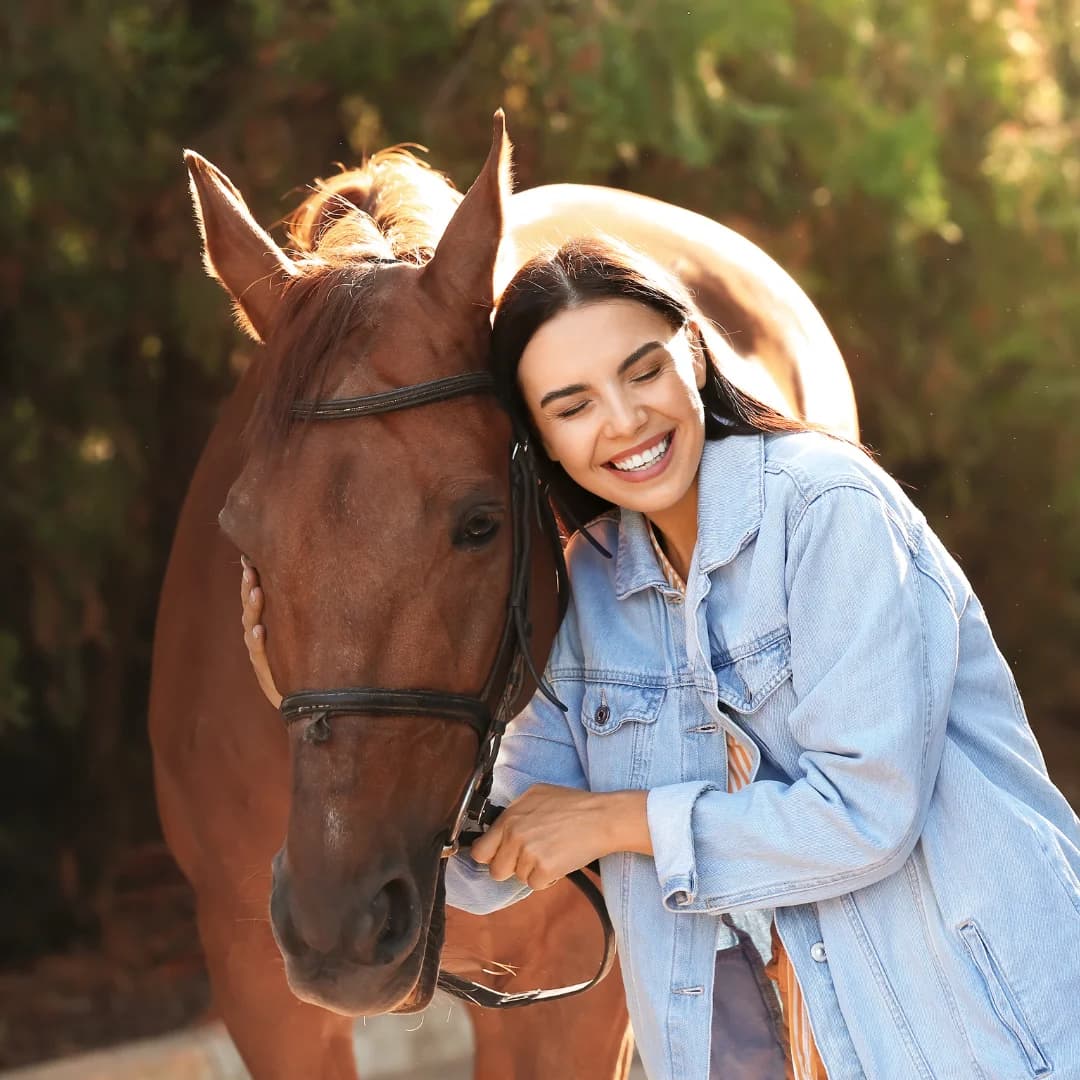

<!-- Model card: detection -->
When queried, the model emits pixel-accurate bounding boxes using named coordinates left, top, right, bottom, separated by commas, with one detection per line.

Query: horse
left=149, top=112, right=856, bottom=1080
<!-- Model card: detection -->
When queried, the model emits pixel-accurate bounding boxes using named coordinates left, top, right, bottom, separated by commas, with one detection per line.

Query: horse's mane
left=247, top=149, right=463, bottom=451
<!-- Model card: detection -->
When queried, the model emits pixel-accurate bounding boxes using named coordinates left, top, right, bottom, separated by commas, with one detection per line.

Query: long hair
left=490, top=236, right=818, bottom=529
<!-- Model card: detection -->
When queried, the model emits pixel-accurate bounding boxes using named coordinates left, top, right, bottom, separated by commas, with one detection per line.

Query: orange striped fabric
left=648, top=525, right=827, bottom=1080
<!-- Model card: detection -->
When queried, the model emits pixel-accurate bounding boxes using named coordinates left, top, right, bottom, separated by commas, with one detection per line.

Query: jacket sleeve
left=445, top=620, right=590, bottom=916
left=647, top=484, right=959, bottom=914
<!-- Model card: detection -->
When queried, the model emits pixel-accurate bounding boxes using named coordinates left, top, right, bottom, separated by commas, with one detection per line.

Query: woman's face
left=516, top=298, right=707, bottom=520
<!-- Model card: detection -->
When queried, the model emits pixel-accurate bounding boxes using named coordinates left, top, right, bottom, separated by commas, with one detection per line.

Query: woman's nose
left=602, top=392, right=647, bottom=438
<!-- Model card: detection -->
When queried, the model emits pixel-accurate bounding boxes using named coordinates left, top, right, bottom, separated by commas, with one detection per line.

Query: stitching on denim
left=549, top=667, right=674, bottom=688
left=664, top=913, right=679, bottom=1079
left=789, top=481, right=917, bottom=555
left=580, top=683, right=666, bottom=736
left=843, top=893, right=936, bottom=1079
left=957, top=919, right=1053, bottom=1075
left=628, top=708, right=656, bottom=785
left=915, top=553, right=935, bottom=850
left=913, top=535, right=972, bottom=621
left=903, top=861, right=988, bottom=1079
left=1028, top=824, right=1080, bottom=918
left=617, top=851, right=645, bottom=1048
left=712, top=625, right=790, bottom=665
left=718, top=657, right=791, bottom=704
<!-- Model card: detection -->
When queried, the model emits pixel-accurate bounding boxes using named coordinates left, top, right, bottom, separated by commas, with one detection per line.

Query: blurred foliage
left=2, top=0, right=1078, bottom=956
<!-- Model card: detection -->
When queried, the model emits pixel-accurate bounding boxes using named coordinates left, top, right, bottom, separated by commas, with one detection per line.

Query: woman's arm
left=646, top=485, right=958, bottom=914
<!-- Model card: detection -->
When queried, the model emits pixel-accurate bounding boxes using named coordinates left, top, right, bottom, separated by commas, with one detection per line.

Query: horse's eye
left=455, top=510, right=501, bottom=549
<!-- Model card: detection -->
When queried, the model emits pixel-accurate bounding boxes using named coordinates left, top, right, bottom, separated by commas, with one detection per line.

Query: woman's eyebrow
left=538, top=340, right=666, bottom=409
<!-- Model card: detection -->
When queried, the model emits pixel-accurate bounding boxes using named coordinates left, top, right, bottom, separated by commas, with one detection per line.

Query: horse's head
left=187, top=116, right=553, bottom=1015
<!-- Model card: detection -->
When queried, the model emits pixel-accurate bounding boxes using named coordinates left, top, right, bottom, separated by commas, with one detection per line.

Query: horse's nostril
left=372, top=876, right=419, bottom=965
left=274, top=862, right=422, bottom=970
left=278, top=909, right=307, bottom=958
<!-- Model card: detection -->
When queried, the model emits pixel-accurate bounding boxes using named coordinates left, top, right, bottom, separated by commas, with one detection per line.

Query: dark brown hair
left=490, top=236, right=816, bottom=529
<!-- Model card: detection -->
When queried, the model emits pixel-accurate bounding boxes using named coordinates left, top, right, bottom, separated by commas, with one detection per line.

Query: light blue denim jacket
left=446, top=432, right=1080, bottom=1080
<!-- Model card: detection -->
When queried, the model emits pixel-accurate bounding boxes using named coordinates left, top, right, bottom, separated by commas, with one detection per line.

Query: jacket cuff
left=647, top=781, right=723, bottom=912
left=444, top=852, right=532, bottom=916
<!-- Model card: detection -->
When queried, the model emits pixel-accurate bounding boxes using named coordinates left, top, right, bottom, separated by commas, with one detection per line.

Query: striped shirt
left=648, top=523, right=826, bottom=1080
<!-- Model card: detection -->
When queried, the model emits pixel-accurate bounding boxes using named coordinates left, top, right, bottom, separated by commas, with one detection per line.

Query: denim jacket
left=446, top=432, right=1080, bottom=1080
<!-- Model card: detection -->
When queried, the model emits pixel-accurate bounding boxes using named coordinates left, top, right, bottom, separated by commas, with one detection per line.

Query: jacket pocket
left=714, top=628, right=791, bottom=714
left=958, top=919, right=1051, bottom=1076
left=581, top=681, right=665, bottom=736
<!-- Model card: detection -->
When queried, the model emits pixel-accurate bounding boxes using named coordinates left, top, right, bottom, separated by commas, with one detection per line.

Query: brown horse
left=149, top=113, right=855, bottom=1079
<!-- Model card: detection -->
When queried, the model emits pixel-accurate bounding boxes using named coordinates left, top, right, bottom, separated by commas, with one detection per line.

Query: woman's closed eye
left=551, top=360, right=665, bottom=419
left=631, top=364, right=663, bottom=383
left=555, top=399, right=590, bottom=420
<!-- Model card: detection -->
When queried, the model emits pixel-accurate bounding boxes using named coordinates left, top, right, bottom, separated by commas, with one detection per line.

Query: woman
left=241, top=239, right=1080, bottom=1079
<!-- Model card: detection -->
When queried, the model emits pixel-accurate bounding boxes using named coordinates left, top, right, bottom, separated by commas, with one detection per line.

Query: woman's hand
left=240, top=555, right=283, bottom=709
left=469, top=784, right=652, bottom=890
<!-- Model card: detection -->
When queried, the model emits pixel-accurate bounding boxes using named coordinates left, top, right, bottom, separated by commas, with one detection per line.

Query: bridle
left=278, top=368, right=616, bottom=1009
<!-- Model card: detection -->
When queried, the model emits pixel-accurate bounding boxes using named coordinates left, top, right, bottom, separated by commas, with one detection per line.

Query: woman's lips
left=602, top=430, right=676, bottom=483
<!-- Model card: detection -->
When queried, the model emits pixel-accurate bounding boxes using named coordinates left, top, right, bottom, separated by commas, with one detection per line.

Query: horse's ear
left=184, top=150, right=299, bottom=343
left=421, top=110, right=511, bottom=317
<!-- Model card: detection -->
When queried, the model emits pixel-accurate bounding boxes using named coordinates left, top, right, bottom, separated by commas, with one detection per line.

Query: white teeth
left=612, top=434, right=671, bottom=472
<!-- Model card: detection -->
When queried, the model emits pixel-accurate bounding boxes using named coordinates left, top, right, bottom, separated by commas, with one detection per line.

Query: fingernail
left=249, top=588, right=257, bottom=602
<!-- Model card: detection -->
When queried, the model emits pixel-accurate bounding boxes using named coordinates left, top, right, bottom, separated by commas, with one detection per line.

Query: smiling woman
left=497, top=239, right=813, bottom=579
left=438, top=237, right=1080, bottom=1080
left=519, top=301, right=707, bottom=575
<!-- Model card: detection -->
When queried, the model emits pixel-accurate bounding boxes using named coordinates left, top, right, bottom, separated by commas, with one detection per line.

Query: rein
left=279, top=368, right=616, bottom=1009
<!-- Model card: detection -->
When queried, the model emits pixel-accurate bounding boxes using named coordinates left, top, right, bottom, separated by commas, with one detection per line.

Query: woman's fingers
left=527, top=869, right=562, bottom=891
left=240, top=555, right=254, bottom=600
left=237, top=557, right=282, bottom=708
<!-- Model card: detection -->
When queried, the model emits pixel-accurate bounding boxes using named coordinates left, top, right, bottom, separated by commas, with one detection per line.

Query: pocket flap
left=714, top=630, right=791, bottom=713
left=581, top=682, right=666, bottom=735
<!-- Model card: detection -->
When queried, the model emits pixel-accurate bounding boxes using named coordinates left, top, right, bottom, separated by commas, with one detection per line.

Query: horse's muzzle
left=269, top=849, right=427, bottom=1014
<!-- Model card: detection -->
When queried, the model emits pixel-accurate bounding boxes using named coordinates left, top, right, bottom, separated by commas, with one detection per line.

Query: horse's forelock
left=245, top=150, right=465, bottom=455
left=287, top=149, right=462, bottom=265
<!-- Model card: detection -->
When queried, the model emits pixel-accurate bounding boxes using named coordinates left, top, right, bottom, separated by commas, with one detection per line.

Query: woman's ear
left=688, top=321, right=708, bottom=390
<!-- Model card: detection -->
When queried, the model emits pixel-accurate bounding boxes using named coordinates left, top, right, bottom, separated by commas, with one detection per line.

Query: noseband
left=279, top=369, right=615, bottom=1009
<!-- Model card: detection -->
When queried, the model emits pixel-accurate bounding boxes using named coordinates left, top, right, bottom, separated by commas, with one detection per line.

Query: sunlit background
left=2, top=0, right=1077, bottom=1070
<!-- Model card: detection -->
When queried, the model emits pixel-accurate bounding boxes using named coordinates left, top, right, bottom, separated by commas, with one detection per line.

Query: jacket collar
left=612, top=434, right=765, bottom=600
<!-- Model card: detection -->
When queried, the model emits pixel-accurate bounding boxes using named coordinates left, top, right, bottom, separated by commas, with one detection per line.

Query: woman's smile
left=604, top=430, right=675, bottom=481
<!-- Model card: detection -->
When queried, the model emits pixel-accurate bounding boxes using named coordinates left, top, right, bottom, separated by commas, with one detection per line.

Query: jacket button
left=595, top=704, right=611, bottom=725
left=810, top=942, right=827, bottom=963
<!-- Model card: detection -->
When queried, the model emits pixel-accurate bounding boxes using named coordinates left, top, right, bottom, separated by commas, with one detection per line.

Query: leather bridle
left=278, top=368, right=616, bottom=1008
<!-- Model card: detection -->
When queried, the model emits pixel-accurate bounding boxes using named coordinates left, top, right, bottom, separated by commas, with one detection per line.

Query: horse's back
left=503, top=183, right=858, bottom=438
